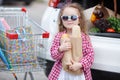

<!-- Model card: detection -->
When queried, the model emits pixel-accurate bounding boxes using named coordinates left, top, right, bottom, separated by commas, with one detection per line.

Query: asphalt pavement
left=0, top=1, right=48, bottom=80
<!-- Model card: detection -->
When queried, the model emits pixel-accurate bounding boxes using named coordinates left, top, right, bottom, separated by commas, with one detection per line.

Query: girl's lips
left=67, top=22, right=74, bottom=25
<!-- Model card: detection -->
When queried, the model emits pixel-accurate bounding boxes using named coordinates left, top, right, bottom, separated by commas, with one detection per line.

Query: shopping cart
left=0, top=7, right=49, bottom=80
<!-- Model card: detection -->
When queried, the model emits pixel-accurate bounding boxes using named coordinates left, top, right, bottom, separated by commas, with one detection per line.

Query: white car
left=39, top=0, right=120, bottom=80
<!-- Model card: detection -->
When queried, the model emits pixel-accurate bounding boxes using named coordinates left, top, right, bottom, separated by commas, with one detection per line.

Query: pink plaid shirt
left=48, top=31, right=94, bottom=80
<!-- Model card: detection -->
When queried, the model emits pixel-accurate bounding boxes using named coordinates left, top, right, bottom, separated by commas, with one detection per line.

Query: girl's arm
left=50, top=33, right=64, bottom=61
left=80, top=34, right=94, bottom=70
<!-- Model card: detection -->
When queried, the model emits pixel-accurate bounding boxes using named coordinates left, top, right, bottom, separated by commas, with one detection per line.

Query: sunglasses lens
left=62, top=16, right=68, bottom=21
left=71, top=15, right=78, bottom=21
left=61, top=15, right=78, bottom=21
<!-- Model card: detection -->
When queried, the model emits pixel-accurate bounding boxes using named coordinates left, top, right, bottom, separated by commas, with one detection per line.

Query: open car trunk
left=83, top=4, right=120, bottom=80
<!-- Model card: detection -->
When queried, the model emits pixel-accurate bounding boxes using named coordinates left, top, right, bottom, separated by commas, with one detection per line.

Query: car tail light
left=48, top=0, right=60, bottom=8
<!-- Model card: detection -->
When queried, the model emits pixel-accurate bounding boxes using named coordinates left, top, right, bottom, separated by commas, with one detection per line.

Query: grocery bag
left=6, top=26, right=36, bottom=64
left=90, top=4, right=110, bottom=23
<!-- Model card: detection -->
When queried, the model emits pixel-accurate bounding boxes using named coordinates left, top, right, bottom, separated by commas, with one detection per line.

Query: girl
left=48, top=3, right=94, bottom=80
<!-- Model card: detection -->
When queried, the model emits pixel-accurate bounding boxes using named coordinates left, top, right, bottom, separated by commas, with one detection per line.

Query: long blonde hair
left=58, top=3, right=87, bottom=34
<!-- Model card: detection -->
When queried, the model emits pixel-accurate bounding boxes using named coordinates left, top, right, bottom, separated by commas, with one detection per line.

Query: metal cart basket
left=0, top=7, right=49, bottom=80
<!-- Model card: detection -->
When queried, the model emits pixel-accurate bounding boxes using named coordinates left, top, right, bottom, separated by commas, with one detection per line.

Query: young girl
left=48, top=3, right=94, bottom=80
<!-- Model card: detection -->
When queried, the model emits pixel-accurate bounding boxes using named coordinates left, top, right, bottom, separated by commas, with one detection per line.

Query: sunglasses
left=61, top=15, right=79, bottom=21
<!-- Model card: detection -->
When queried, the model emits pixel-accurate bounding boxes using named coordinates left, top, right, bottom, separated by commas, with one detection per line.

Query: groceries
left=61, top=25, right=83, bottom=75
left=61, top=34, right=72, bottom=72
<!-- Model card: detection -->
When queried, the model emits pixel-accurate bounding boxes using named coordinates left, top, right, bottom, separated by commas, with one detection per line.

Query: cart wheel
left=24, top=72, right=34, bottom=80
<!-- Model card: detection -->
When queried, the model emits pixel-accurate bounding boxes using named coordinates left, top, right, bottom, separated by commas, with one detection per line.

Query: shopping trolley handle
left=42, top=32, right=49, bottom=38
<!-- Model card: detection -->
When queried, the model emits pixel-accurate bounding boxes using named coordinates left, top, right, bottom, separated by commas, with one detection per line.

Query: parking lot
left=0, top=71, right=48, bottom=80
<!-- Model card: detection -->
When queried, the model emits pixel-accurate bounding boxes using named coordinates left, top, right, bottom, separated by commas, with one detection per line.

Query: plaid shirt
left=48, top=31, right=94, bottom=80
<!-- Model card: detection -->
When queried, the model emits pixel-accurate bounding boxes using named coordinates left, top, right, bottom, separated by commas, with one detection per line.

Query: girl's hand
left=59, top=38, right=71, bottom=52
left=69, top=60, right=82, bottom=71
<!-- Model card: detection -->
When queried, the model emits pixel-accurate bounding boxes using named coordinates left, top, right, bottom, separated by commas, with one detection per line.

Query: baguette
left=61, top=34, right=72, bottom=72
left=61, top=25, right=83, bottom=74
left=70, top=25, right=83, bottom=74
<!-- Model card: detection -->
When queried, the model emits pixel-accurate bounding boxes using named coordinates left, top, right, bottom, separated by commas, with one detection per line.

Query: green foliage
left=90, top=27, right=100, bottom=33
left=90, top=16, right=120, bottom=33
left=107, top=17, right=120, bottom=32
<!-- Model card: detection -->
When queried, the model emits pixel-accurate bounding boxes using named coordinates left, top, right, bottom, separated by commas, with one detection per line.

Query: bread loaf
left=61, top=34, right=72, bottom=72
left=71, top=25, right=83, bottom=62
left=61, top=25, right=83, bottom=74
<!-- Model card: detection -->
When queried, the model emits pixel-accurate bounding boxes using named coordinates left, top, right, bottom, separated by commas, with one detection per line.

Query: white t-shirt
left=58, top=68, right=85, bottom=80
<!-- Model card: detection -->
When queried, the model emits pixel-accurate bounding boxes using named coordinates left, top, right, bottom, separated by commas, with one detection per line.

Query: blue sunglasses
left=61, top=15, right=79, bottom=21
